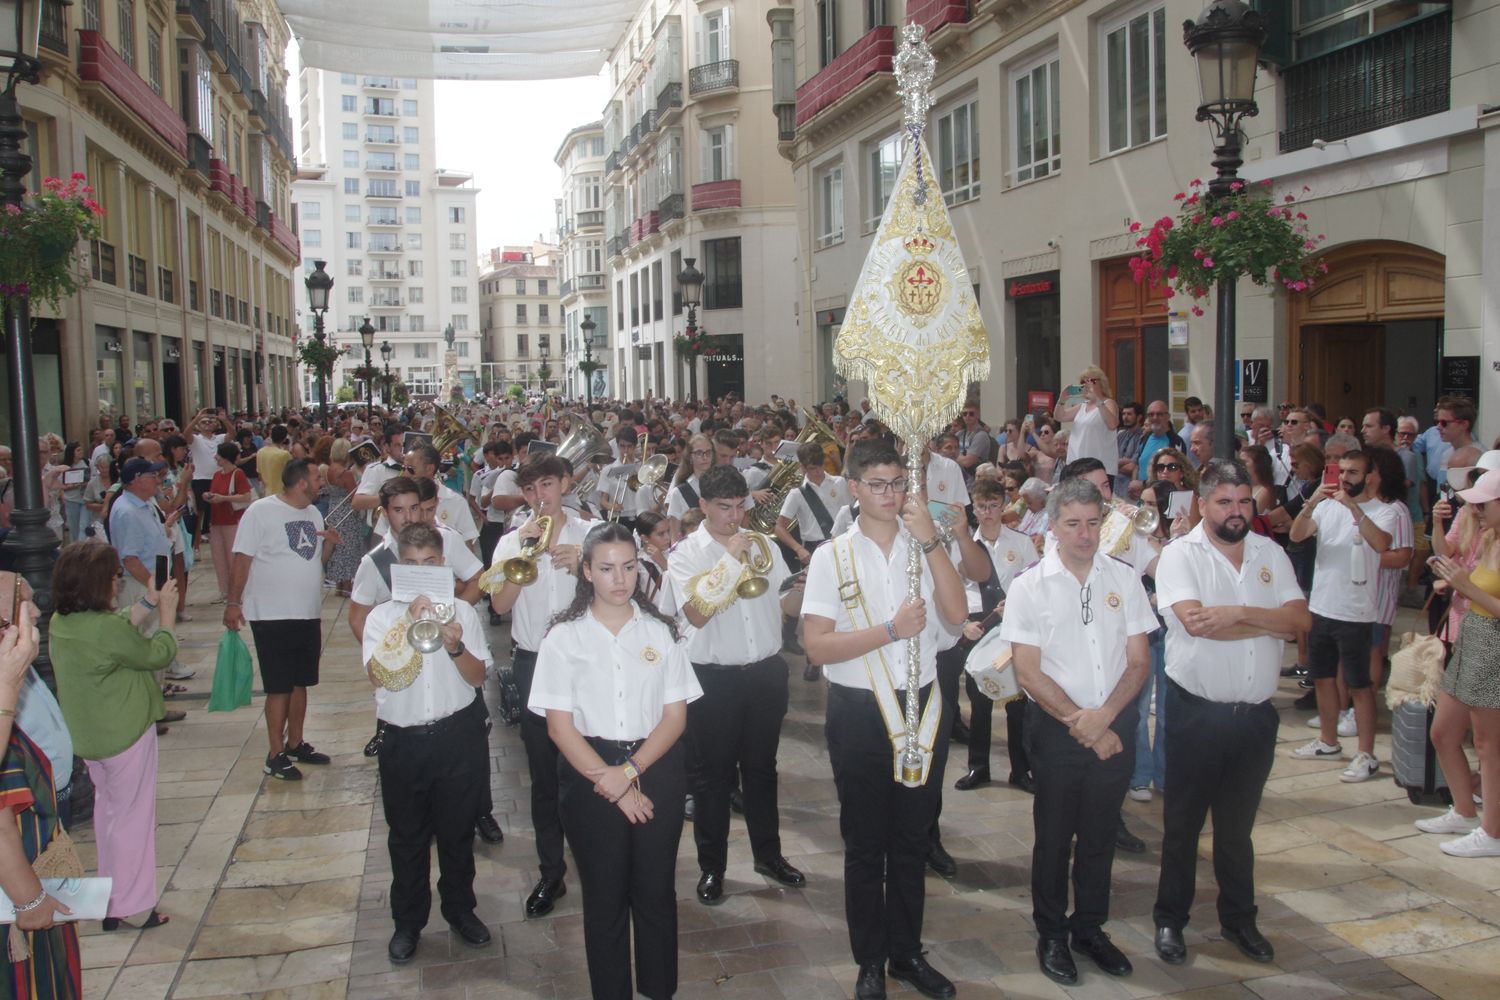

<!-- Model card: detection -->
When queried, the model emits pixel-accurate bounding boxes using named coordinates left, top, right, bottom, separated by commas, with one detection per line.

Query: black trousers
left=1004, top=698, right=1030, bottom=778
left=826, top=681, right=947, bottom=966
left=1026, top=699, right=1137, bottom=941
left=931, top=642, right=969, bottom=843
left=1153, top=680, right=1278, bottom=933
left=378, top=695, right=488, bottom=932
left=478, top=520, right=506, bottom=569
left=560, top=739, right=687, bottom=1000
left=687, top=655, right=789, bottom=874
left=512, top=647, right=567, bottom=881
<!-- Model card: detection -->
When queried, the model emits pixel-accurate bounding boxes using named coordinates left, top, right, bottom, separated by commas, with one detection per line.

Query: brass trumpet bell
left=502, top=515, right=555, bottom=587
left=735, top=532, right=775, bottom=598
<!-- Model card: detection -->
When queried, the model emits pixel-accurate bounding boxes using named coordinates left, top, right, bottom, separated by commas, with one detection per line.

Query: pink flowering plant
left=0, top=173, right=106, bottom=311
left=673, top=329, right=717, bottom=358
left=1128, top=179, right=1328, bottom=317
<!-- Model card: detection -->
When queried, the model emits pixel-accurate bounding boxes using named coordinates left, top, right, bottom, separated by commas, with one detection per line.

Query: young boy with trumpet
left=483, top=453, right=592, bottom=917
left=363, top=523, right=493, bottom=965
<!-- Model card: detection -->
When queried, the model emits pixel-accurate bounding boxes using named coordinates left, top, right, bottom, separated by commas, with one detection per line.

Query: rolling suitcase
left=1390, top=699, right=1452, bottom=806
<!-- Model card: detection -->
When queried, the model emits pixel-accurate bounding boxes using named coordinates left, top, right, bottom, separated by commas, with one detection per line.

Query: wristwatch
left=447, top=640, right=466, bottom=659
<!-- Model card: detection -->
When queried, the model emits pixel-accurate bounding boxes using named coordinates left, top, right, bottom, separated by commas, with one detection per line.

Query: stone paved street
left=72, top=565, right=1500, bottom=999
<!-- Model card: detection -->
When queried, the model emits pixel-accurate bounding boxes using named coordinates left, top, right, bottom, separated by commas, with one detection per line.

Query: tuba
left=555, top=422, right=613, bottom=498
left=745, top=407, right=841, bottom=534
left=407, top=602, right=457, bottom=654
left=735, top=532, right=775, bottom=598
left=1101, top=499, right=1160, bottom=557
left=431, top=403, right=482, bottom=456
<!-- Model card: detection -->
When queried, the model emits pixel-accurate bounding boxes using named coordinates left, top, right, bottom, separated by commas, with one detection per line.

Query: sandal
left=163, top=683, right=187, bottom=696
left=141, top=910, right=170, bottom=930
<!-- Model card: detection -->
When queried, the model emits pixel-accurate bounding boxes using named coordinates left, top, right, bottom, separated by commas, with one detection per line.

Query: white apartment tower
left=293, top=70, right=481, bottom=401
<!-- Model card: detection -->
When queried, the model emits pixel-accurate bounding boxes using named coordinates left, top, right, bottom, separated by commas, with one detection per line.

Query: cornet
left=479, top=514, right=555, bottom=589
left=408, top=602, right=457, bottom=654
left=735, top=532, right=775, bottom=599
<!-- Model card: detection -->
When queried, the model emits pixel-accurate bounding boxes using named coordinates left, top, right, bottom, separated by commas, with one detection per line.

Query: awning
left=279, top=0, right=632, bottom=80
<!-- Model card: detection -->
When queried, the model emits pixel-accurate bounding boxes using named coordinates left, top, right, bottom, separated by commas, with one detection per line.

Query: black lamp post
left=581, top=314, right=597, bottom=410
left=304, top=258, right=334, bottom=426
left=678, top=256, right=704, bottom=403
left=380, top=339, right=392, bottom=406
left=540, top=345, right=550, bottom=395
left=359, top=317, right=375, bottom=422
left=0, top=0, right=55, bottom=679
left=1184, top=0, right=1265, bottom=459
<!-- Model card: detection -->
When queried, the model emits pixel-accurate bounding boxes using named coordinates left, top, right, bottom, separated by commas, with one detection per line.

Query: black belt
left=1168, top=678, right=1268, bottom=715
left=383, top=693, right=484, bottom=737
left=827, top=680, right=931, bottom=706
left=693, top=653, right=782, bottom=672
left=585, top=735, right=645, bottom=764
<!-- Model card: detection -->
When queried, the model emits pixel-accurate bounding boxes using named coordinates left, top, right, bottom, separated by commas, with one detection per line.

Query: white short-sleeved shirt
left=356, top=459, right=404, bottom=536
left=1156, top=526, right=1305, bottom=704
left=489, top=513, right=593, bottom=651
left=472, top=465, right=508, bottom=525
left=1308, top=496, right=1401, bottom=622
left=925, top=452, right=970, bottom=507
left=187, top=432, right=224, bottom=481
left=364, top=599, right=494, bottom=726
left=830, top=503, right=856, bottom=538
left=999, top=549, right=1157, bottom=710
left=350, top=523, right=484, bottom=607
left=965, top=525, right=1038, bottom=613
left=434, top=481, right=479, bottom=541
left=528, top=605, right=702, bottom=741
left=232, top=495, right=327, bottom=621
left=486, top=467, right=522, bottom=527
left=1066, top=402, right=1119, bottom=472
left=1375, top=501, right=1414, bottom=626
left=665, top=528, right=787, bottom=664
left=1044, top=526, right=1156, bottom=580
left=666, top=475, right=753, bottom=519
left=596, top=460, right=654, bottom=518
left=779, top=475, right=852, bottom=544
left=802, top=521, right=954, bottom=690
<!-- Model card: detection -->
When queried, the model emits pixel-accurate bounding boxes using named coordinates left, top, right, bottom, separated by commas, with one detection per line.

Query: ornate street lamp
left=304, top=259, right=334, bottom=425
left=380, top=339, right=392, bottom=406
left=580, top=315, right=598, bottom=410
left=0, top=0, right=54, bottom=678
left=359, top=317, right=375, bottom=423
left=1184, top=0, right=1265, bottom=458
left=678, top=256, right=704, bottom=403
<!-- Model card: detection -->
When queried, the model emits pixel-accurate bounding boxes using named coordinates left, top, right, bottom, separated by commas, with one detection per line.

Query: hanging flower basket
left=1128, top=179, right=1328, bottom=317
left=0, top=173, right=105, bottom=311
left=297, top=336, right=346, bottom=379
left=673, top=330, right=716, bottom=358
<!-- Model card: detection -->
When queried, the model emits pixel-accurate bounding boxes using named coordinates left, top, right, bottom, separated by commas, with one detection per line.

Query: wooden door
left=1300, top=325, right=1386, bottom=421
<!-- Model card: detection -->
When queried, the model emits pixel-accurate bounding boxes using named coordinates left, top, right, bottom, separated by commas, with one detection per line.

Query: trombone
left=479, top=515, right=555, bottom=590
left=735, top=532, right=776, bottom=598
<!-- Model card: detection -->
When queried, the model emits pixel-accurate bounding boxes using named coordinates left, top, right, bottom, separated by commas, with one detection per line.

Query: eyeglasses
left=1156, top=462, right=1182, bottom=473
left=1283, top=418, right=1303, bottom=425
left=974, top=502, right=1004, bottom=513
left=1396, top=429, right=1417, bottom=437
left=1436, top=419, right=1458, bottom=427
left=962, top=411, right=977, bottom=417
left=402, top=465, right=419, bottom=474
left=859, top=477, right=908, bottom=495
left=689, top=449, right=713, bottom=458
left=1080, top=583, right=1094, bottom=626
left=1239, top=412, right=1253, bottom=420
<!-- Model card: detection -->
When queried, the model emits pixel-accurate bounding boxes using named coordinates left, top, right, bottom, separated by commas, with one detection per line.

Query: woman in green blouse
left=49, top=542, right=179, bottom=931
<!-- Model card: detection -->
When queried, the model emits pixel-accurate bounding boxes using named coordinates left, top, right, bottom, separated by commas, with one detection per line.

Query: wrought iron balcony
left=657, top=82, right=683, bottom=116
left=1279, top=9, right=1450, bottom=153
left=605, top=150, right=622, bottom=175
left=689, top=59, right=738, bottom=96
left=607, top=234, right=627, bottom=259
left=658, top=193, right=684, bottom=224
left=640, top=108, right=659, bottom=137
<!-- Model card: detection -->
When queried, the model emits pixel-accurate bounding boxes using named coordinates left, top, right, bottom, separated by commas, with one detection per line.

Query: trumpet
left=735, top=532, right=775, bottom=599
left=407, top=602, right=456, bottom=654
left=481, top=514, right=555, bottom=589
left=626, top=431, right=651, bottom=491
left=1110, top=498, right=1160, bottom=535
left=1101, top=499, right=1160, bottom=557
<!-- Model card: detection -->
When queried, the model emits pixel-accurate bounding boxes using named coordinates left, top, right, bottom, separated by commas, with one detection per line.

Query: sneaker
left=1415, top=806, right=1482, bottom=835
left=264, top=752, right=303, bottom=781
left=211, top=593, right=228, bottom=605
left=177, top=610, right=194, bottom=622
left=1128, top=786, right=1153, bottom=802
left=1337, top=708, right=1357, bottom=738
left=1339, top=751, right=1380, bottom=782
left=1440, top=827, right=1500, bottom=858
left=1297, top=676, right=1315, bottom=690
left=1290, top=738, right=1342, bottom=759
left=286, top=742, right=331, bottom=765
left=1305, top=715, right=1322, bottom=729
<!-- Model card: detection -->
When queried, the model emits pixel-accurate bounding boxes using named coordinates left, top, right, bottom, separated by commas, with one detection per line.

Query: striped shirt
left=1375, top=499, right=1414, bottom=627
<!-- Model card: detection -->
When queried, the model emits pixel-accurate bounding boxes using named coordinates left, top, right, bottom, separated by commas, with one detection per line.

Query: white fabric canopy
left=280, top=0, right=634, bottom=80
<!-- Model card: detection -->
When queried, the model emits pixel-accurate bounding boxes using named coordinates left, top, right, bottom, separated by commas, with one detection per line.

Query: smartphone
left=1322, top=463, right=1341, bottom=489
left=154, top=555, right=169, bottom=591
left=1064, top=384, right=1084, bottom=398
left=62, top=467, right=87, bottom=487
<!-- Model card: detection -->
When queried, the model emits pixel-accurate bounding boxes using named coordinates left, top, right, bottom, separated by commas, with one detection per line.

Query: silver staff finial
left=894, top=22, right=935, bottom=133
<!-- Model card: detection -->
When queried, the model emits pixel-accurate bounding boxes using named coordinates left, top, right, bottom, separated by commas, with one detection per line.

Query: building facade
left=593, top=0, right=801, bottom=404
left=12, top=0, right=302, bottom=443
left=776, top=0, right=1500, bottom=428
left=554, top=122, right=612, bottom=401
left=478, top=244, right=562, bottom=398
left=292, top=71, right=481, bottom=403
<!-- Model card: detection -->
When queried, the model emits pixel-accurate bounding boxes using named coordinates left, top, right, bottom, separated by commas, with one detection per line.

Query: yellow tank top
left=1468, top=564, right=1500, bottom=619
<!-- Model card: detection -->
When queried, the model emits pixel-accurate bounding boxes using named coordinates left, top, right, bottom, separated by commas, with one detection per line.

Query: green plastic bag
left=207, top=630, right=253, bottom=712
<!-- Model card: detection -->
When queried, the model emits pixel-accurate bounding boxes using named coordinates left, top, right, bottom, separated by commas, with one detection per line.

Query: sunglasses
left=1436, top=419, right=1460, bottom=427
left=1156, top=462, right=1183, bottom=473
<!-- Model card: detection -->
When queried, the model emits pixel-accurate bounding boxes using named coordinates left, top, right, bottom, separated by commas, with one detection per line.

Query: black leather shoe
left=954, top=767, right=991, bottom=791
left=854, top=962, right=887, bottom=1000
left=696, top=870, right=725, bottom=905
left=783, top=634, right=805, bottom=656
left=1221, top=924, right=1274, bottom=963
left=1036, top=938, right=1078, bottom=986
left=729, top=787, right=744, bottom=814
left=925, top=843, right=957, bottom=879
left=1073, top=931, right=1133, bottom=976
left=448, top=911, right=491, bottom=947
left=753, top=855, right=806, bottom=887
left=803, top=663, right=822, bottom=682
left=524, top=878, right=566, bottom=918
left=1116, top=819, right=1146, bottom=854
left=1008, top=771, right=1036, bottom=794
left=888, top=954, right=955, bottom=999
left=950, top=718, right=971, bottom=746
left=1154, top=926, right=1187, bottom=965
left=388, top=927, right=420, bottom=964
left=475, top=813, right=504, bottom=844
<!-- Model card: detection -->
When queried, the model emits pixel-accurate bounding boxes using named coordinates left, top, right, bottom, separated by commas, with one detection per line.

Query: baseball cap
left=120, top=458, right=167, bottom=484
left=1458, top=467, right=1500, bottom=506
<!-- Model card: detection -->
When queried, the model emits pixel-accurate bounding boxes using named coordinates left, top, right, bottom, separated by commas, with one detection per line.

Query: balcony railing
left=689, top=59, right=738, bottom=96
left=658, top=192, right=684, bottom=223
left=576, top=209, right=604, bottom=229
left=40, top=0, right=67, bottom=54
left=1279, top=9, right=1450, bottom=153
left=158, top=267, right=175, bottom=304
left=640, top=108, right=659, bottom=137
left=128, top=255, right=148, bottom=295
left=577, top=273, right=605, bottom=290
left=607, top=234, right=627, bottom=259
left=605, top=150, right=622, bottom=175
left=657, top=82, right=682, bottom=116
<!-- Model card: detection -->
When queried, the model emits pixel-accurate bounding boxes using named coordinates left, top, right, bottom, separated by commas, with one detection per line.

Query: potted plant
left=1128, top=179, right=1327, bottom=316
left=0, top=173, right=105, bottom=311
left=297, top=336, right=346, bottom=384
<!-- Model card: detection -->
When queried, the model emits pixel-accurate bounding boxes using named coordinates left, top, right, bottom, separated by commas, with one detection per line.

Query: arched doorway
left=1288, top=241, right=1445, bottom=420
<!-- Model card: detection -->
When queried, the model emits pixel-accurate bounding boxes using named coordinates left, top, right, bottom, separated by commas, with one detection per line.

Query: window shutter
left=725, top=125, right=735, bottom=180
left=722, top=7, right=732, bottom=60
